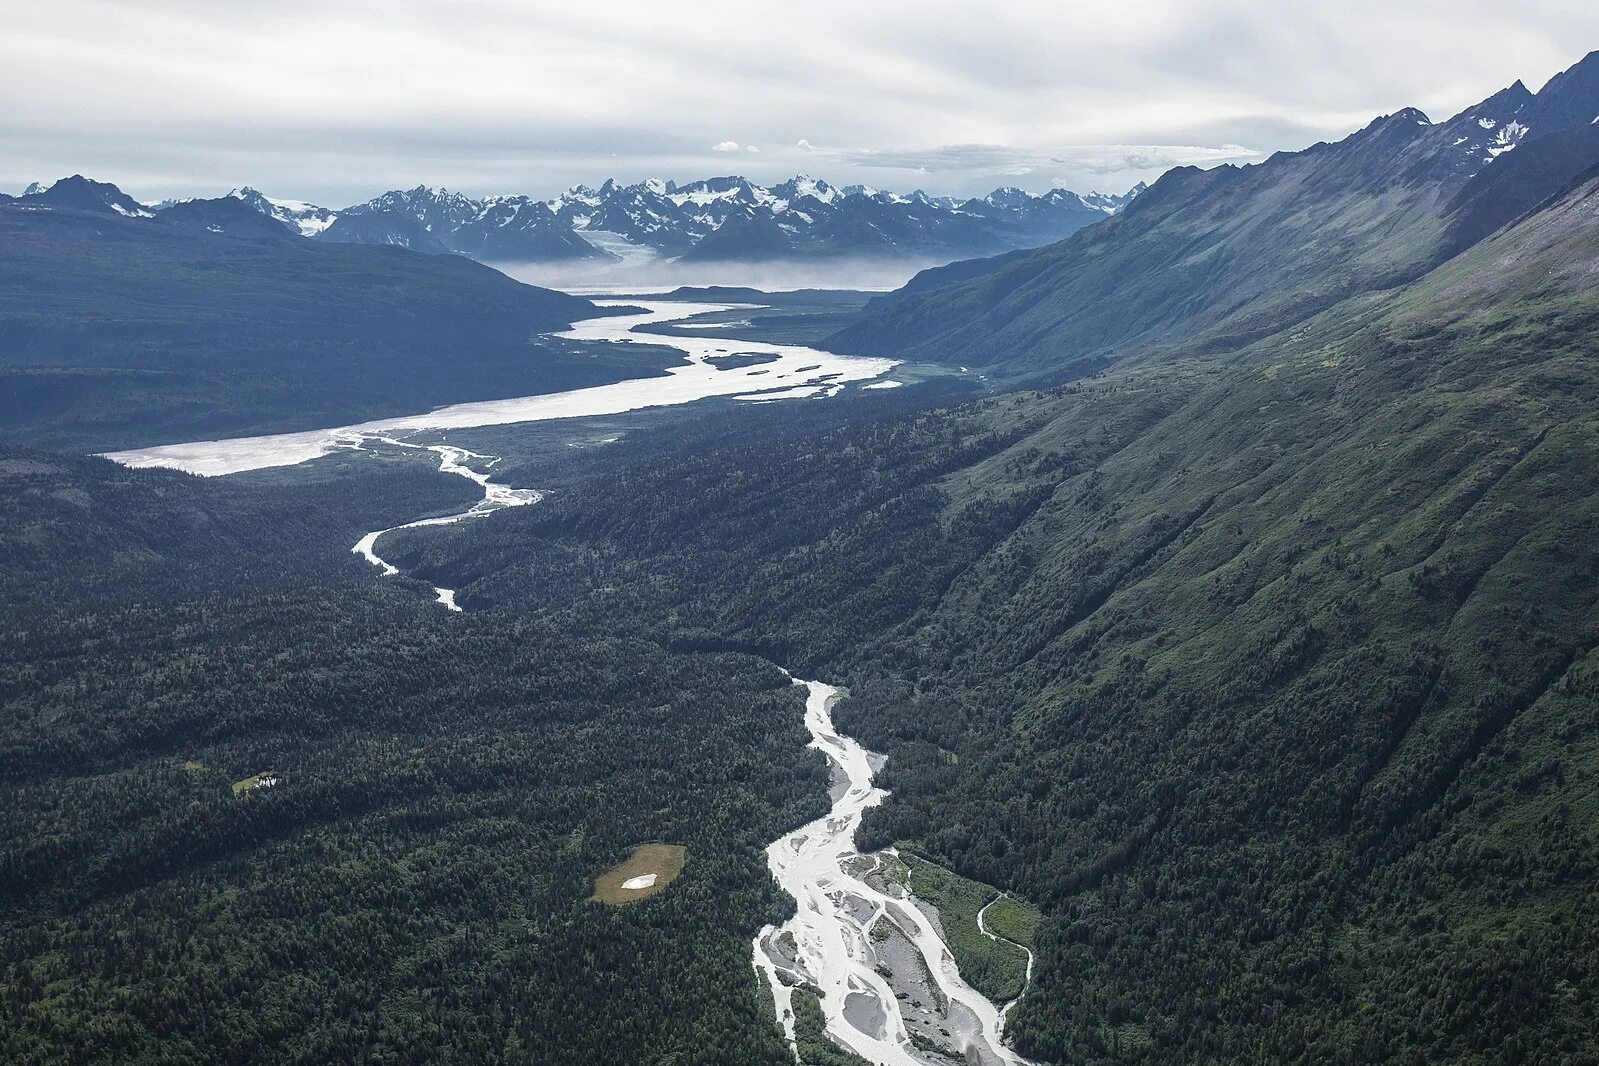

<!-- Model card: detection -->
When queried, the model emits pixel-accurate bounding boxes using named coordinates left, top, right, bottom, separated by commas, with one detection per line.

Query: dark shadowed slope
left=1442, top=123, right=1599, bottom=250
left=0, top=185, right=664, bottom=451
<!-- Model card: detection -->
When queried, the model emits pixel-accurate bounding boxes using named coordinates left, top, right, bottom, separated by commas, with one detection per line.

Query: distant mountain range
left=12, top=174, right=1143, bottom=267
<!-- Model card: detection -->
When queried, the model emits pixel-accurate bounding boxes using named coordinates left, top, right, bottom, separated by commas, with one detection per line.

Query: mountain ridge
left=826, top=50, right=1599, bottom=379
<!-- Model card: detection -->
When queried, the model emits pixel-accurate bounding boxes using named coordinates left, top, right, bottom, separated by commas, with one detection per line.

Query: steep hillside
left=397, top=168, right=1599, bottom=1063
left=827, top=53, right=1599, bottom=382
left=1443, top=123, right=1599, bottom=250
left=154, top=195, right=300, bottom=238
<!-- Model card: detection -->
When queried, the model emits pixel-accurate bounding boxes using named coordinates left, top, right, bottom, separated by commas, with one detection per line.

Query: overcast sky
left=4, top=1, right=1597, bottom=206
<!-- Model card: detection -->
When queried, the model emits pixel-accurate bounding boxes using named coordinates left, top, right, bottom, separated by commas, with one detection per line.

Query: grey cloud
left=827, top=143, right=1259, bottom=171
left=808, top=142, right=1262, bottom=194
left=3, top=1, right=1597, bottom=204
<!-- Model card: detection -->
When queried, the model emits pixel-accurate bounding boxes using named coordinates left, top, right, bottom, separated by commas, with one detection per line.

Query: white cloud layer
left=2, top=0, right=1596, bottom=205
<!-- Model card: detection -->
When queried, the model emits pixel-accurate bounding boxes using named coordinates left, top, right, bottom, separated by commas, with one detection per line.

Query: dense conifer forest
left=0, top=453, right=820, bottom=1065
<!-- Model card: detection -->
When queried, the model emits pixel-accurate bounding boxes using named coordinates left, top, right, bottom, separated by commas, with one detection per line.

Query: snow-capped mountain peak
left=1079, top=183, right=1147, bottom=214
left=175, top=174, right=1148, bottom=266
left=777, top=174, right=839, bottom=204
left=983, top=187, right=1031, bottom=208
left=228, top=186, right=338, bottom=236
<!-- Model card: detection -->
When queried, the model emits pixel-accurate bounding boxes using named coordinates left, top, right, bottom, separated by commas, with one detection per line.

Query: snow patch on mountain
left=229, top=187, right=338, bottom=236
left=130, top=174, right=1146, bottom=266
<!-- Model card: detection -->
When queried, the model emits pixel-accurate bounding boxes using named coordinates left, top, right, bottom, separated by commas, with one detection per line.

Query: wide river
left=103, top=301, right=1027, bottom=1064
left=104, top=301, right=898, bottom=476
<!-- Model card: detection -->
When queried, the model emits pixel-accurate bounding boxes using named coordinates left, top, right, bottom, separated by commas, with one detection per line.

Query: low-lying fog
left=492, top=254, right=940, bottom=295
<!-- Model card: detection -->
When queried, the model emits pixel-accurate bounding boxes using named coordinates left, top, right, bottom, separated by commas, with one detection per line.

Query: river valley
left=102, top=299, right=1028, bottom=1064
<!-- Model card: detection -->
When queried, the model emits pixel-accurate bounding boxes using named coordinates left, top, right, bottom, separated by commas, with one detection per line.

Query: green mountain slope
left=402, top=168, right=1599, bottom=1062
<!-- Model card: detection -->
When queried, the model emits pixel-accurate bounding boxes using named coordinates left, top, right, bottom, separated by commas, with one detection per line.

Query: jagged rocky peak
left=344, top=184, right=483, bottom=233
left=1522, top=49, right=1599, bottom=130
left=1076, top=184, right=1147, bottom=213
left=984, top=186, right=1032, bottom=207
left=1392, top=51, right=1599, bottom=185
left=771, top=174, right=839, bottom=203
